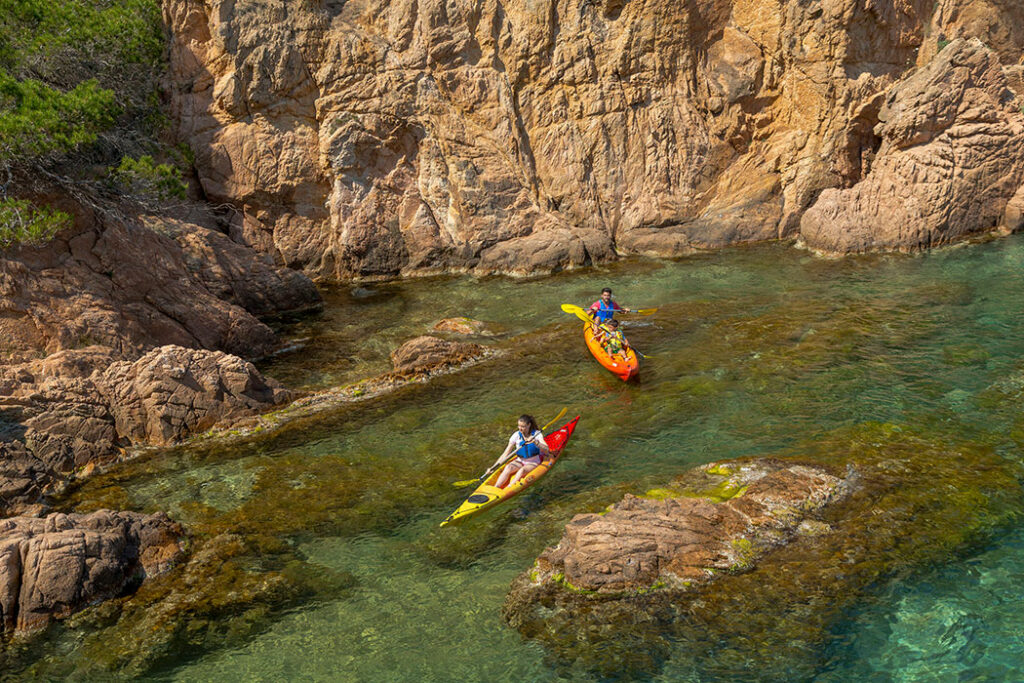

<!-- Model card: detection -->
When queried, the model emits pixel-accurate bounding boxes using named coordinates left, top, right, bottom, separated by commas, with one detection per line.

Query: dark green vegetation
left=0, top=0, right=184, bottom=248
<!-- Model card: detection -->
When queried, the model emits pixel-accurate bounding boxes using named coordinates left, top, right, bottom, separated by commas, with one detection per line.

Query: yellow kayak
left=440, top=416, right=580, bottom=526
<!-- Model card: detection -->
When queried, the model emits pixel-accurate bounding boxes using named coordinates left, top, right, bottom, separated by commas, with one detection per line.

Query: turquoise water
left=818, top=529, right=1024, bottom=682
left=15, top=238, right=1024, bottom=680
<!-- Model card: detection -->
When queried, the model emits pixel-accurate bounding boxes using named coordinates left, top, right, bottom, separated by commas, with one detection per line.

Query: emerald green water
left=16, top=238, right=1024, bottom=680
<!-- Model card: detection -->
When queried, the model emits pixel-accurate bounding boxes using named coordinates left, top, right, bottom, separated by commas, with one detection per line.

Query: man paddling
left=588, top=287, right=632, bottom=332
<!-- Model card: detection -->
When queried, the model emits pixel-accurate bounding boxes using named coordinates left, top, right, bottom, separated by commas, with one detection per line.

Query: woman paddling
left=493, top=415, right=551, bottom=489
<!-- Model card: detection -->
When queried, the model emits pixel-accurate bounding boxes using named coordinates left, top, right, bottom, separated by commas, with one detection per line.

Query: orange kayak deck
left=583, top=323, right=639, bottom=381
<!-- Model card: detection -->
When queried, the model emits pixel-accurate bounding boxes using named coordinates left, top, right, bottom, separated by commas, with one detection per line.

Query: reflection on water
left=19, top=239, right=1024, bottom=681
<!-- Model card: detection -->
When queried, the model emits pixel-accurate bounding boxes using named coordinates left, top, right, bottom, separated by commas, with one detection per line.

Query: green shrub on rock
left=0, top=196, right=70, bottom=247
left=109, top=155, right=187, bottom=200
left=0, top=71, right=117, bottom=163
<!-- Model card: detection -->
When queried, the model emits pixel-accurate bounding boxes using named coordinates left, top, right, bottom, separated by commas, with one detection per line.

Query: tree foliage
left=0, top=72, right=117, bottom=163
left=0, top=0, right=165, bottom=171
left=110, top=155, right=187, bottom=200
left=0, top=197, right=70, bottom=248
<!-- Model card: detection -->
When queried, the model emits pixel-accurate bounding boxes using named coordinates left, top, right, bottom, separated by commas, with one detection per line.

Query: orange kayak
left=583, top=323, right=639, bottom=381
left=440, top=417, right=580, bottom=526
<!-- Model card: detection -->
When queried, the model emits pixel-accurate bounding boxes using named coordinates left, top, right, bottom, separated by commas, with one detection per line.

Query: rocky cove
left=3, top=0, right=1024, bottom=679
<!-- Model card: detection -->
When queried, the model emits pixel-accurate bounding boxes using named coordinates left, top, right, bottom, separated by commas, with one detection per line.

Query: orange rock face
left=163, top=0, right=1024, bottom=277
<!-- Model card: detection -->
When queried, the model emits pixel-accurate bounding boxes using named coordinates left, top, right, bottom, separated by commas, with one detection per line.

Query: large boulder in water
left=0, top=510, right=184, bottom=632
left=503, top=436, right=1024, bottom=680
left=517, top=460, right=847, bottom=594
left=390, top=336, right=485, bottom=375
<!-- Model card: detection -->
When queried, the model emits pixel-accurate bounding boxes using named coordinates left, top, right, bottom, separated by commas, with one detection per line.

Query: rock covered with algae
left=519, top=460, right=849, bottom=594
left=503, top=426, right=1024, bottom=680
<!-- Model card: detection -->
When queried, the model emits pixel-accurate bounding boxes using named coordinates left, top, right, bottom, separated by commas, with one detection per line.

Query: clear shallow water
left=22, top=238, right=1024, bottom=681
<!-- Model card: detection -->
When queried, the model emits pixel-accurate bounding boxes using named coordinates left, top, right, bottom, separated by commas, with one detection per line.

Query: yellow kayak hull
left=440, top=416, right=580, bottom=526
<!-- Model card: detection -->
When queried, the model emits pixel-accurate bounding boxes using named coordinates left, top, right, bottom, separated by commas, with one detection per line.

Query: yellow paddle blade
left=634, top=308, right=658, bottom=315
left=452, top=478, right=481, bottom=487
left=540, top=406, right=567, bottom=432
left=561, top=303, right=593, bottom=325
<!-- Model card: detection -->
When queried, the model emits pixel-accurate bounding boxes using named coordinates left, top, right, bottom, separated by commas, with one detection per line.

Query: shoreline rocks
left=0, top=510, right=185, bottom=633
left=0, top=202, right=320, bottom=365
left=0, top=346, right=292, bottom=516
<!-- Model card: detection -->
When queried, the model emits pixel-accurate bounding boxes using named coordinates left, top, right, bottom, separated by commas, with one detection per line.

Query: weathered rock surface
left=0, top=346, right=291, bottom=515
left=431, top=317, right=493, bottom=336
left=163, top=0, right=1024, bottom=276
left=389, top=336, right=485, bottom=375
left=0, top=201, right=320, bottom=365
left=800, top=39, right=1024, bottom=253
left=525, top=460, right=846, bottom=594
left=0, top=510, right=184, bottom=632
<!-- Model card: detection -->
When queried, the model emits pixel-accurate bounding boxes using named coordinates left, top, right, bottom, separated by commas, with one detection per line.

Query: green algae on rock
left=503, top=425, right=1024, bottom=680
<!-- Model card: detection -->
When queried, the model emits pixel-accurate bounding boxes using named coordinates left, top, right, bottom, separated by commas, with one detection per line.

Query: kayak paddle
left=452, top=407, right=568, bottom=488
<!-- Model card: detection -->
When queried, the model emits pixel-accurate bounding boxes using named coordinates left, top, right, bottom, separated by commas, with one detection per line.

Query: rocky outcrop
left=520, top=460, right=846, bottom=594
left=0, top=346, right=291, bottom=515
left=0, top=510, right=184, bottom=632
left=389, top=336, right=485, bottom=375
left=163, top=0, right=1024, bottom=275
left=0, top=202, right=320, bottom=365
left=100, top=346, right=291, bottom=446
left=800, top=39, right=1024, bottom=253
left=503, top=441, right=1024, bottom=679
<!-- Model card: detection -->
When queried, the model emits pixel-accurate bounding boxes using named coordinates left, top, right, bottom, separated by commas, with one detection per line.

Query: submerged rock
left=0, top=510, right=184, bottom=633
left=431, top=317, right=493, bottom=336
left=390, top=336, right=485, bottom=375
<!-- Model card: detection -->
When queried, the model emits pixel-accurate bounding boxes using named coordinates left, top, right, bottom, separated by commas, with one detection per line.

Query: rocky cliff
left=164, top=0, right=1024, bottom=277
left=0, top=202, right=316, bottom=514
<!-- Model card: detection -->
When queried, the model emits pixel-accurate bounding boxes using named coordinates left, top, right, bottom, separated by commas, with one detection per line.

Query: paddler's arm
left=491, top=440, right=516, bottom=469
left=530, top=433, right=550, bottom=456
